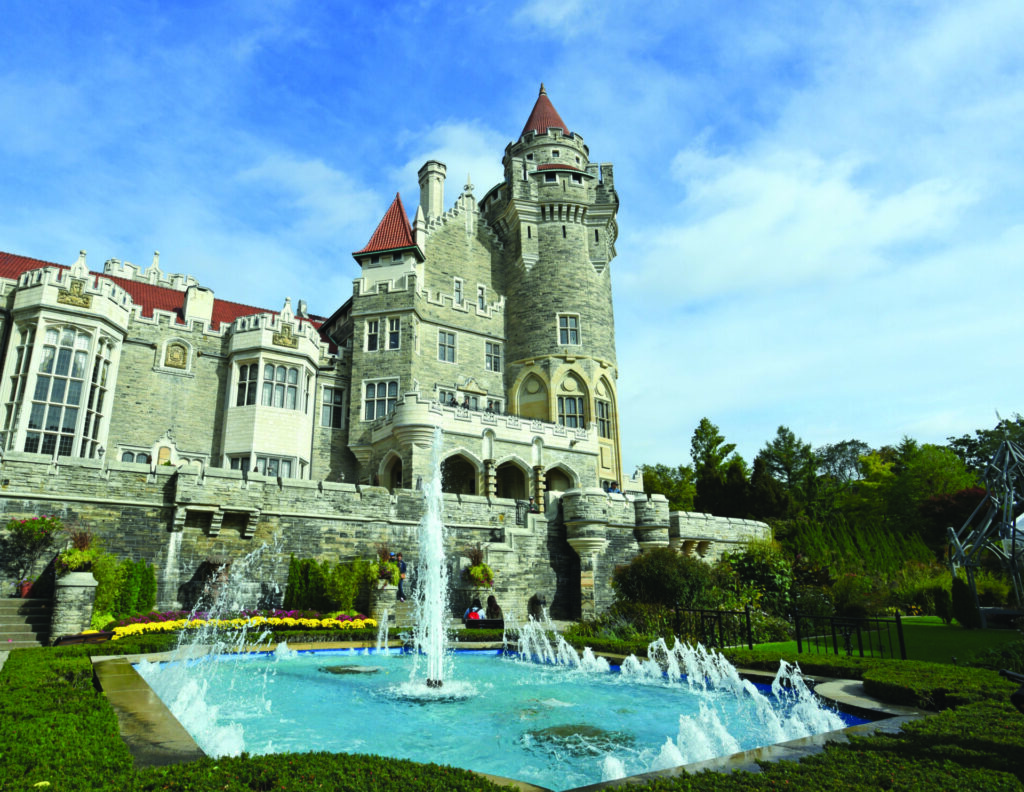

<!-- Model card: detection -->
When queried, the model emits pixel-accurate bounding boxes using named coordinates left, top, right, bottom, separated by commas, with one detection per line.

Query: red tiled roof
left=521, top=83, right=570, bottom=138
left=353, top=193, right=416, bottom=256
left=0, top=250, right=310, bottom=332
left=536, top=163, right=583, bottom=172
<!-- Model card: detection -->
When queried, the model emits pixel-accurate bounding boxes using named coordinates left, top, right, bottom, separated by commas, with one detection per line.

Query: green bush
left=975, top=570, right=1013, bottom=607
left=0, top=514, right=62, bottom=581
left=722, top=539, right=794, bottom=618
left=612, top=547, right=714, bottom=610
left=831, top=572, right=885, bottom=617
left=285, top=556, right=378, bottom=612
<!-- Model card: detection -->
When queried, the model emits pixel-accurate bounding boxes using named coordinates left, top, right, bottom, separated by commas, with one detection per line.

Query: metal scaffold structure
left=948, top=440, right=1024, bottom=627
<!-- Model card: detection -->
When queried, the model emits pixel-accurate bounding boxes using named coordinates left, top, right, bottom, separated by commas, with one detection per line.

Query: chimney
left=183, top=285, right=214, bottom=326
left=417, top=160, right=447, bottom=221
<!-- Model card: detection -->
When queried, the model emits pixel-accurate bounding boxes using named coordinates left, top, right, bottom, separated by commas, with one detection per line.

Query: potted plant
left=372, top=543, right=400, bottom=589
left=2, top=514, right=62, bottom=590
left=56, top=530, right=101, bottom=576
left=462, top=543, right=494, bottom=589
left=18, top=577, right=35, bottom=598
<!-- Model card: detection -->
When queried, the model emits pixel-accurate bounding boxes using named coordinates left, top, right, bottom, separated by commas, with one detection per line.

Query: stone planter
left=369, top=585, right=397, bottom=623
left=50, top=571, right=99, bottom=643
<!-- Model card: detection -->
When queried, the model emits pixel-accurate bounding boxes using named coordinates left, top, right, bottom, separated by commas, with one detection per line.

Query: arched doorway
left=442, top=455, right=477, bottom=495
left=544, top=467, right=572, bottom=493
left=495, top=462, right=528, bottom=500
left=382, top=455, right=403, bottom=491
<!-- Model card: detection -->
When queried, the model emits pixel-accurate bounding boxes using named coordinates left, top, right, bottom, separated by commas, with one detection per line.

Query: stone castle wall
left=0, top=452, right=769, bottom=622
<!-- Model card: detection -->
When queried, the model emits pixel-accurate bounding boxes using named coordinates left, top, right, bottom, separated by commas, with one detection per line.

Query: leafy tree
left=758, top=426, right=816, bottom=509
left=690, top=418, right=741, bottom=514
left=690, top=418, right=736, bottom=478
left=640, top=463, right=695, bottom=511
left=948, top=413, right=1024, bottom=474
left=748, top=454, right=793, bottom=520
left=816, top=439, right=871, bottom=485
left=722, top=540, right=794, bottom=617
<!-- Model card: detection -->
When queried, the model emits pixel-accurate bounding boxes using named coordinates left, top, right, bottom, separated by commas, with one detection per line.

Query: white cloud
left=392, top=122, right=507, bottom=208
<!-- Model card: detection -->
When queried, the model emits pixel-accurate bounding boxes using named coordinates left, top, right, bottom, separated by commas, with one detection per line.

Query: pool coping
left=90, top=642, right=928, bottom=791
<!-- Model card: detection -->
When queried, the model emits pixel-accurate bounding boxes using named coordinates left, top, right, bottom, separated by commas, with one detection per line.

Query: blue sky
left=2, top=1, right=1021, bottom=473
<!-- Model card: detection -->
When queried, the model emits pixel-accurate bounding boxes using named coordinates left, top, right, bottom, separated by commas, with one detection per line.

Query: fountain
left=411, top=427, right=449, bottom=689
left=131, top=428, right=863, bottom=790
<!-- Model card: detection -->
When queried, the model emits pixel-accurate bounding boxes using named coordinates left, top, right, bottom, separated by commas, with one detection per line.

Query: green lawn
left=755, top=616, right=1022, bottom=664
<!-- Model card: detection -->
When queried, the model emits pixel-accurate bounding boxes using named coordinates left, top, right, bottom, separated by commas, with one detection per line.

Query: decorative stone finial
left=539, top=82, right=546, bottom=95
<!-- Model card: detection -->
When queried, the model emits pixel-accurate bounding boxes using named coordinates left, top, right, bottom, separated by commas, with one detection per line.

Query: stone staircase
left=0, top=597, right=51, bottom=648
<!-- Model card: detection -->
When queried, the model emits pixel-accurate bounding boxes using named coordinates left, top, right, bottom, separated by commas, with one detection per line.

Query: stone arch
left=379, top=451, right=404, bottom=491
left=441, top=450, right=482, bottom=495
left=494, top=459, right=530, bottom=500
left=543, top=464, right=578, bottom=493
left=514, top=372, right=549, bottom=421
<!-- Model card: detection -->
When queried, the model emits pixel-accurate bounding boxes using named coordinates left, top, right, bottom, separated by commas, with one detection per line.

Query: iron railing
left=674, top=606, right=754, bottom=650
left=792, top=610, right=907, bottom=660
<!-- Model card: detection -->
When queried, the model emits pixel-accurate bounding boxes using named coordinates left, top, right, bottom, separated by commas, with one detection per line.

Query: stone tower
left=483, top=84, right=623, bottom=489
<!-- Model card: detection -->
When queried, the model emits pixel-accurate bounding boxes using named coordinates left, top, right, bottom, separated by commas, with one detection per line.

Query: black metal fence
left=793, top=610, right=907, bottom=660
left=675, top=607, right=754, bottom=650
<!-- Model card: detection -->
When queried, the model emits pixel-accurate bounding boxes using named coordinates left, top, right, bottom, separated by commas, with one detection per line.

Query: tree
left=948, top=414, right=1024, bottom=475
left=690, top=418, right=743, bottom=514
left=748, top=454, right=792, bottom=520
left=816, top=439, right=871, bottom=485
left=758, top=426, right=816, bottom=508
left=641, top=463, right=696, bottom=511
left=690, top=418, right=736, bottom=478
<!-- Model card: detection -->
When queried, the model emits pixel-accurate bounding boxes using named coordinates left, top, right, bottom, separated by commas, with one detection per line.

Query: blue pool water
left=137, top=646, right=865, bottom=790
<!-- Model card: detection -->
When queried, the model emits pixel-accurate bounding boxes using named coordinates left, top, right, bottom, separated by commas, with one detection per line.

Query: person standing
left=396, top=552, right=407, bottom=602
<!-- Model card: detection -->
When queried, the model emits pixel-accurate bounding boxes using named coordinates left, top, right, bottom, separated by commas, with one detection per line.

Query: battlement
left=103, top=254, right=199, bottom=291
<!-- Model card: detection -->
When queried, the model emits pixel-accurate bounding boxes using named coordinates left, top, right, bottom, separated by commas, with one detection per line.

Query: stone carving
left=57, top=279, right=92, bottom=308
left=272, top=322, right=299, bottom=348
left=164, top=343, right=187, bottom=369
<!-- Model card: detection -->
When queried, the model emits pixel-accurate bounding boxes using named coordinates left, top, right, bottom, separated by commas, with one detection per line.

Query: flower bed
left=103, top=609, right=376, bottom=641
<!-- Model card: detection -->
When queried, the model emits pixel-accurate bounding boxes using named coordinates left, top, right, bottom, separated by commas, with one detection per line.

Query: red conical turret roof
left=354, top=193, right=417, bottom=257
left=520, top=83, right=570, bottom=138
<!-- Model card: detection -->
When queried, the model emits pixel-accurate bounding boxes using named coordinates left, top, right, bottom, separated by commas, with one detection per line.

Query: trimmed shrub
left=952, top=574, right=982, bottom=628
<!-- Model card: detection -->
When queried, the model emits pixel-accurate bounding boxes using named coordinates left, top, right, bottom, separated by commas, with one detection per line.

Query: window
left=366, top=319, right=379, bottom=351
left=558, top=315, right=580, bottom=345
left=438, top=331, right=455, bottom=363
left=552, top=150, right=560, bottom=158
left=388, top=317, right=400, bottom=349
left=24, top=327, right=90, bottom=457
left=321, top=387, right=345, bottom=428
left=121, top=451, right=150, bottom=464
left=255, top=455, right=293, bottom=478
left=236, top=363, right=258, bottom=406
left=485, top=342, right=502, bottom=372
left=558, top=396, right=585, bottom=429
left=80, top=340, right=112, bottom=459
left=364, top=380, right=398, bottom=420
left=486, top=398, right=503, bottom=413
left=596, top=399, right=612, bottom=439
left=454, top=279, right=464, bottom=305
left=438, top=389, right=457, bottom=406
left=4, top=326, right=34, bottom=435
left=477, top=285, right=486, bottom=310
left=261, top=364, right=299, bottom=409
left=572, top=174, right=582, bottom=184
left=545, top=173, right=557, bottom=183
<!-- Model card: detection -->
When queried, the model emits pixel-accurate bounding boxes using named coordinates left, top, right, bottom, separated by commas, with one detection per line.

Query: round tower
left=486, top=85, right=622, bottom=487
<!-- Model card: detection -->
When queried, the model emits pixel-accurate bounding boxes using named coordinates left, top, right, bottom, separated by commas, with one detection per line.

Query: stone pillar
left=484, top=459, right=497, bottom=498
left=533, top=465, right=546, bottom=511
left=370, top=585, right=398, bottom=624
left=50, top=571, right=99, bottom=643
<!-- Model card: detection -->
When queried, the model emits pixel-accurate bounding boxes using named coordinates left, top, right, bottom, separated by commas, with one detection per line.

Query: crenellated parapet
left=632, top=492, right=670, bottom=549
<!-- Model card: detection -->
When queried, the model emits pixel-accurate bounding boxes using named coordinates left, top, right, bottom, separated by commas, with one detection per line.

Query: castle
left=0, top=87, right=767, bottom=619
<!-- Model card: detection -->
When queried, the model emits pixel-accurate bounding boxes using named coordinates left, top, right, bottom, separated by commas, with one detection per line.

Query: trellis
left=948, top=440, right=1024, bottom=626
